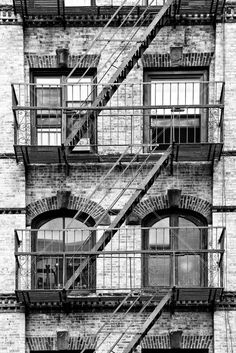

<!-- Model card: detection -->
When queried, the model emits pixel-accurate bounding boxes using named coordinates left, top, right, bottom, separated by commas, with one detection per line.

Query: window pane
left=37, top=128, right=62, bottom=146
left=64, top=218, right=90, bottom=252
left=177, top=217, right=202, bottom=287
left=149, top=218, right=170, bottom=249
left=148, top=255, right=170, bottom=286
left=177, top=255, right=201, bottom=287
left=36, top=217, right=92, bottom=290
left=67, top=77, right=93, bottom=105
left=37, top=116, right=61, bottom=126
left=38, top=218, right=64, bottom=252
left=151, top=115, right=200, bottom=144
left=36, top=78, right=61, bottom=108
left=178, top=217, right=200, bottom=250
left=151, top=80, right=200, bottom=115
left=144, top=215, right=205, bottom=288
left=36, top=88, right=61, bottom=107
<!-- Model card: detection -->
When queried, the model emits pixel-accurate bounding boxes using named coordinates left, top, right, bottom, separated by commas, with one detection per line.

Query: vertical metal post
left=172, top=252, right=176, bottom=286
left=63, top=252, right=66, bottom=288
left=15, top=230, right=19, bottom=290
left=129, top=257, right=132, bottom=290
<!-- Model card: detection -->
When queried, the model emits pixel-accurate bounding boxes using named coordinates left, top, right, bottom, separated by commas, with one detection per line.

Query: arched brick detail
left=26, top=336, right=54, bottom=350
left=26, top=335, right=96, bottom=351
left=26, top=194, right=109, bottom=225
left=141, top=52, right=214, bottom=68
left=133, top=194, right=212, bottom=222
left=69, top=335, right=97, bottom=350
left=141, top=334, right=212, bottom=349
left=25, top=54, right=100, bottom=68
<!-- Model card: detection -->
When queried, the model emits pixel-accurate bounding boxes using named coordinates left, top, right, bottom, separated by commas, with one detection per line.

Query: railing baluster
left=15, top=225, right=225, bottom=291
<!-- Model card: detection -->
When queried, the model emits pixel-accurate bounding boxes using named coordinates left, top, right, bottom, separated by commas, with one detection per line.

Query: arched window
left=142, top=212, right=207, bottom=288
left=32, top=212, right=95, bottom=291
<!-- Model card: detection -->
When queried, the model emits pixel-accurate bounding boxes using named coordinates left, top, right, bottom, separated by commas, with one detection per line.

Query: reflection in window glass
left=144, top=215, right=205, bottom=287
left=35, top=217, right=92, bottom=290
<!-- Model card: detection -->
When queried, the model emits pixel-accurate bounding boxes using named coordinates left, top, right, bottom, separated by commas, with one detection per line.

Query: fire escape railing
left=12, top=81, right=225, bottom=149
left=15, top=226, right=225, bottom=292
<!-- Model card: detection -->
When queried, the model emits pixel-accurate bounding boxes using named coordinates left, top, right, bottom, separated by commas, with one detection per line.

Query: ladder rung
left=109, top=187, right=145, bottom=190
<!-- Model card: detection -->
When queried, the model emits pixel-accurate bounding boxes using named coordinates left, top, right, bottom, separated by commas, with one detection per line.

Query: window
left=143, top=71, right=208, bottom=146
left=32, top=216, right=95, bottom=290
left=142, top=213, right=207, bottom=287
left=32, top=71, right=95, bottom=147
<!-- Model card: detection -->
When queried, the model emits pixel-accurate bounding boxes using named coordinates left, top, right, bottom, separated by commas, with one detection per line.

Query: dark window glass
left=34, top=217, right=94, bottom=290
left=143, top=215, right=206, bottom=287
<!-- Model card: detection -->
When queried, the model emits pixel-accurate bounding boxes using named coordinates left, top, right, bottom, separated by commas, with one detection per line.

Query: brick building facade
left=0, top=0, right=235, bottom=352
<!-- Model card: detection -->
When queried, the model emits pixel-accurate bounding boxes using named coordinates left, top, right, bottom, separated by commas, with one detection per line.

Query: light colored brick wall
left=214, top=311, right=236, bottom=353
left=0, top=215, right=25, bottom=292
left=0, top=24, right=24, bottom=153
left=223, top=22, right=236, bottom=150
left=0, top=0, right=13, bottom=4
left=0, top=159, right=25, bottom=208
left=26, top=163, right=212, bottom=211
left=213, top=20, right=236, bottom=291
left=0, top=312, right=25, bottom=353
left=0, top=18, right=26, bottom=294
left=25, top=310, right=213, bottom=352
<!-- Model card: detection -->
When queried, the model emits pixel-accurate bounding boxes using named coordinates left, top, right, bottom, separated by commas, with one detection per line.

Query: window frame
left=142, top=210, right=208, bottom=288
left=31, top=209, right=96, bottom=291
left=31, top=69, right=96, bottom=147
left=143, top=69, right=208, bottom=147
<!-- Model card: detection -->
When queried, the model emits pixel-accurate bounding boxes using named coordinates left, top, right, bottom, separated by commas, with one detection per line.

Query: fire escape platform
left=13, top=0, right=225, bottom=26
left=15, top=287, right=223, bottom=309
left=14, top=143, right=223, bottom=166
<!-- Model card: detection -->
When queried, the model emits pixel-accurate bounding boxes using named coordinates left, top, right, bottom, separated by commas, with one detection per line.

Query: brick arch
left=26, top=192, right=110, bottom=225
left=25, top=53, right=100, bottom=68
left=141, top=334, right=213, bottom=349
left=26, top=335, right=96, bottom=351
left=133, top=194, right=212, bottom=223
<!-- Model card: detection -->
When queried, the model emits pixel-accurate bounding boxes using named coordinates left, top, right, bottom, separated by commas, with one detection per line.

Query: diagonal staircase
left=79, top=289, right=173, bottom=353
left=65, top=145, right=172, bottom=290
left=63, top=0, right=176, bottom=147
left=122, top=289, right=173, bottom=353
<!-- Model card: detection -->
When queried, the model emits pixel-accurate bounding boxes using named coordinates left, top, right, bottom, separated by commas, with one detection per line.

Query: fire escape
left=12, top=0, right=225, bottom=352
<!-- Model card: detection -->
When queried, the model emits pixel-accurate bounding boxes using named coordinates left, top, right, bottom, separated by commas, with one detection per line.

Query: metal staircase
left=63, top=0, right=176, bottom=147
left=65, top=145, right=172, bottom=290
left=78, top=289, right=173, bottom=353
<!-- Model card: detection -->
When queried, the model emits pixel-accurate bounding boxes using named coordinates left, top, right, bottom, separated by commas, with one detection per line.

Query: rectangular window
left=32, top=73, right=95, bottom=147
left=35, top=77, right=62, bottom=146
left=144, top=71, right=208, bottom=147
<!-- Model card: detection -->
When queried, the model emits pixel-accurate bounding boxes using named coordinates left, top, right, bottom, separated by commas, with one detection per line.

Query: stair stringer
left=121, top=289, right=173, bottom=353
